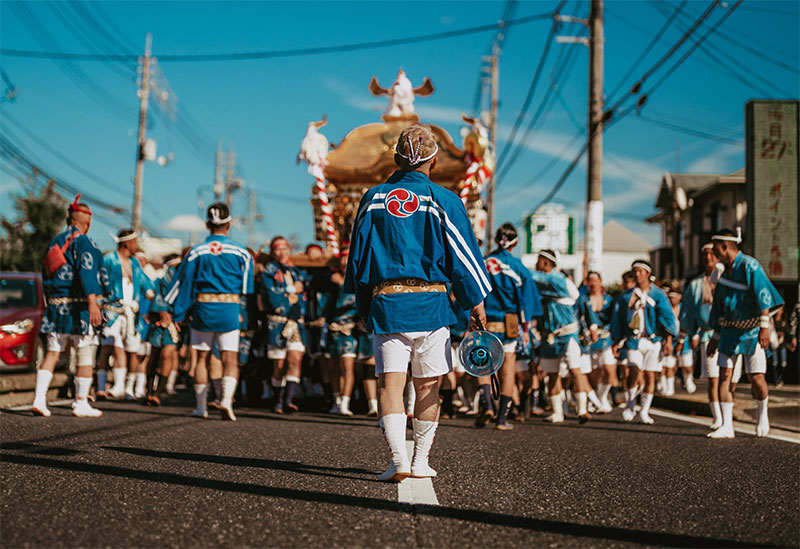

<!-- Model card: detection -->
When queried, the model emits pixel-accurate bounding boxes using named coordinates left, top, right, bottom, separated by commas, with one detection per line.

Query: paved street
left=2, top=397, right=798, bottom=548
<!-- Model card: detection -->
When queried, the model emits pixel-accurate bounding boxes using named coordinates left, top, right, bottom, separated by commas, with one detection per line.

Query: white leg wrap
left=587, top=390, right=602, bottom=411
left=640, top=392, right=654, bottom=424
left=756, top=397, right=769, bottom=437
left=194, top=383, right=209, bottom=412
left=709, top=401, right=735, bottom=438
left=547, top=393, right=564, bottom=423
left=709, top=401, right=722, bottom=429
left=380, top=413, right=409, bottom=468
left=220, top=376, right=237, bottom=407
left=34, top=369, right=54, bottom=404
left=576, top=392, right=588, bottom=416
left=411, top=418, right=438, bottom=478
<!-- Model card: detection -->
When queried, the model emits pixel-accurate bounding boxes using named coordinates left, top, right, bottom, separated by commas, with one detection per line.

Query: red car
left=0, top=272, right=45, bottom=371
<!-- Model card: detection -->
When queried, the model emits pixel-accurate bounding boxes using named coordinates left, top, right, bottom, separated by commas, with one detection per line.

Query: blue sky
left=1, top=0, right=798, bottom=254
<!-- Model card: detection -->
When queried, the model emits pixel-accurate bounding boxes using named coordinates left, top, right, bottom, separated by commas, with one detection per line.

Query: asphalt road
left=2, top=396, right=798, bottom=548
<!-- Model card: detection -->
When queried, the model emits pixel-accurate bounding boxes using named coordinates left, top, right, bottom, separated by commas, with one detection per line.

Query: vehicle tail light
left=1, top=319, right=34, bottom=335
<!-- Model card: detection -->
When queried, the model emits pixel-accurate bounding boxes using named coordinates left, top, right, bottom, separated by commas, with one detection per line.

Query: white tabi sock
left=597, top=383, right=610, bottom=405
left=576, top=392, right=588, bottom=416
left=96, top=369, right=107, bottom=392
left=411, top=418, right=438, bottom=477
left=709, top=401, right=722, bottom=428
left=640, top=392, right=654, bottom=416
left=125, top=373, right=135, bottom=395
left=134, top=373, right=146, bottom=396
left=340, top=395, right=352, bottom=414
left=220, top=376, right=237, bottom=407
left=74, top=376, right=92, bottom=400
left=709, top=401, right=735, bottom=438
left=667, top=376, right=676, bottom=395
left=194, top=383, right=209, bottom=413
left=756, top=397, right=769, bottom=437
left=587, top=390, right=603, bottom=411
left=547, top=393, right=564, bottom=422
left=380, top=413, right=410, bottom=468
left=625, top=388, right=638, bottom=411
left=33, top=369, right=54, bottom=404
left=112, top=367, right=127, bottom=391
left=166, top=370, right=178, bottom=392
left=368, top=399, right=379, bottom=414
left=271, top=377, right=285, bottom=388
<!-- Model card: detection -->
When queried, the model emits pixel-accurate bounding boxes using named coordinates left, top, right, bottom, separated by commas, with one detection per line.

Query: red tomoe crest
left=485, top=257, right=501, bottom=275
left=208, top=241, right=223, bottom=255
left=385, top=188, right=420, bottom=218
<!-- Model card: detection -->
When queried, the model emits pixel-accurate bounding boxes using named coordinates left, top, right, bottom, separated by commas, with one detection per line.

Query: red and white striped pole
left=311, top=164, right=338, bottom=255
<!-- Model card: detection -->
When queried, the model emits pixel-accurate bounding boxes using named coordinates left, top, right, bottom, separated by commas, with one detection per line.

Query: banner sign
left=746, top=100, right=799, bottom=282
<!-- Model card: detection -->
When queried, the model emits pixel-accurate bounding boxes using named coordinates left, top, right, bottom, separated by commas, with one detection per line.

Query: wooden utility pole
left=248, top=187, right=256, bottom=248
left=214, top=141, right=223, bottom=202
left=485, top=48, right=499, bottom=253
left=585, top=0, right=604, bottom=274
left=132, top=33, right=151, bottom=233
left=225, top=145, right=236, bottom=207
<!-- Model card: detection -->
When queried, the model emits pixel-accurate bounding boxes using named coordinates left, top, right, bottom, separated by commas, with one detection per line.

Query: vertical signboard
left=524, top=205, right=575, bottom=255
left=746, top=100, right=799, bottom=282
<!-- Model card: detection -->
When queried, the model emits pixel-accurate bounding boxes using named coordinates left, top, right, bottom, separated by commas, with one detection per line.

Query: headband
left=498, top=236, right=518, bottom=250
left=538, top=250, right=559, bottom=266
left=669, top=291, right=682, bottom=298
left=396, top=135, right=438, bottom=166
left=701, top=243, right=714, bottom=251
left=711, top=227, right=742, bottom=244
left=110, top=231, right=138, bottom=243
left=632, top=261, right=652, bottom=274
left=207, top=206, right=232, bottom=225
left=165, top=257, right=182, bottom=267
left=68, top=194, right=92, bottom=215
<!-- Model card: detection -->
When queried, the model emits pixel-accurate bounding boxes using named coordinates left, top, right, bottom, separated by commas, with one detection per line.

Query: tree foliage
left=0, top=181, right=67, bottom=272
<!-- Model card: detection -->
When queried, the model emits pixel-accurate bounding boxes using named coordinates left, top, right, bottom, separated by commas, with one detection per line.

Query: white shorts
left=700, top=340, right=741, bottom=381
left=101, top=316, right=141, bottom=354
left=374, top=327, right=452, bottom=378
left=267, top=341, right=306, bottom=359
left=627, top=339, right=662, bottom=372
left=451, top=344, right=466, bottom=374
left=591, top=347, right=615, bottom=369
left=503, top=340, right=517, bottom=354
left=515, top=358, right=530, bottom=373
left=191, top=329, right=240, bottom=353
left=540, top=338, right=581, bottom=377
left=137, top=341, right=152, bottom=357
left=662, top=355, right=677, bottom=368
left=579, top=353, right=592, bottom=374
left=46, top=333, right=96, bottom=367
left=678, top=352, right=693, bottom=368
left=719, top=344, right=766, bottom=376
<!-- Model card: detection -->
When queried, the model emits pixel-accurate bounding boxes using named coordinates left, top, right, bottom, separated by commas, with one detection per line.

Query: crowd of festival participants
left=30, top=187, right=798, bottom=445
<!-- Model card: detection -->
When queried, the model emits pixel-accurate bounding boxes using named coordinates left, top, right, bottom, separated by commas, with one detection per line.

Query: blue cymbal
left=458, top=330, right=505, bottom=377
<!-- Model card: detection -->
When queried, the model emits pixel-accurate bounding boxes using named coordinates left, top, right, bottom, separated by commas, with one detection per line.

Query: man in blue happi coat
left=32, top=195, right=106, bottom=418
left=163, top=203, right=254, bottom=421
left=345, top=124, right=490, bottom=482
left=707, top=228, right=784, bottom=438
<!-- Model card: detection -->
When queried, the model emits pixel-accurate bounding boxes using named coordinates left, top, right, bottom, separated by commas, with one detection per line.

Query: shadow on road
left=102, top=445, right=380, bottom=483
left=0, top=450, right=776, bottom=548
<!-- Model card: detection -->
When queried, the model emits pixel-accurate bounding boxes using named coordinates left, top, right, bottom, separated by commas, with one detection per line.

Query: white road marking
left=397, top=441, right=439, bottom=505
left=649, top=408, right=800, bottom=444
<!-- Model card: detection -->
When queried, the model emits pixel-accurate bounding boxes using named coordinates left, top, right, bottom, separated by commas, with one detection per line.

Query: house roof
left=577, top=219, right=652, bottom=253
left=654, top=169, right=745, bottom=209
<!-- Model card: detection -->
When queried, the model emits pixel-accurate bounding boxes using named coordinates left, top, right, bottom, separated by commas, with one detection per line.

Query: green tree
left=0, top=181, right=67, bottom=272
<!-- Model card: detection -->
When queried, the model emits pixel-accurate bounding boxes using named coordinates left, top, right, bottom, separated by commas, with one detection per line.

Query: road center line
left=397, top=440, right=439, bottom=505
left=649, top=408, right=800, bottom=444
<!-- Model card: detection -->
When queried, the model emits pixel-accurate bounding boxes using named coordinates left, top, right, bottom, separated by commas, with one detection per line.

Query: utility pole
left=214, top=140, right=223, bottom=202
left=485, top=47, right=499, bottom=253
left=248, top=187, right=256, bottom=249
left=585, top=0, right=604, bottom=274
left=225, top=144, right=236, bottom=208
left=132, top=33, right=151, bottom=233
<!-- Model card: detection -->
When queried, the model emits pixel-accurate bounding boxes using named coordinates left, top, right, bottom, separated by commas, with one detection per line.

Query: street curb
left=0, top=373, right=71, bottom=409
left=654, top=394, right=800, bottom=433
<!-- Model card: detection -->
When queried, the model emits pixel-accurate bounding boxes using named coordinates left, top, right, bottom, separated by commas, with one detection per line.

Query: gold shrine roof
left=323, top=115, right=466, bottom=191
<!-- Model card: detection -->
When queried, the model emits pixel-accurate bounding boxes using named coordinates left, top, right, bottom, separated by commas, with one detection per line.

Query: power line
left=650, top=1, right=796, bottom=95
left=606, top=0, right=688, bottom=103
left=495, top=0, right=566, bottom=169
left=633, top=113, right=742, bottom=144
left=0, top=9, right=556, bottom=62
